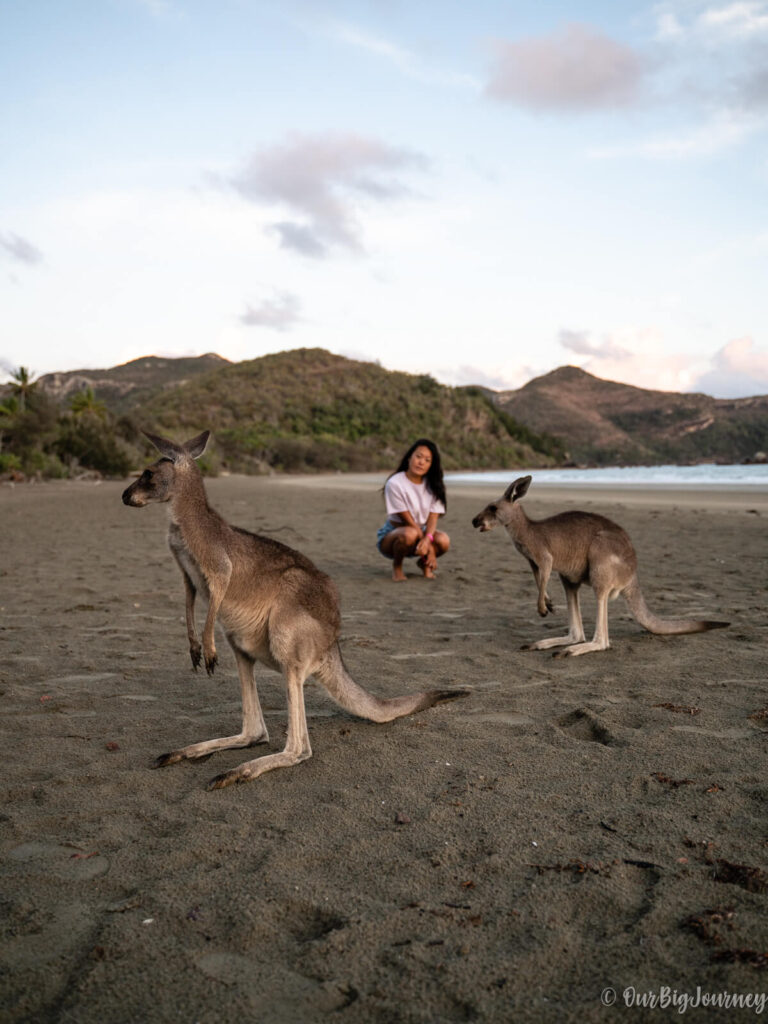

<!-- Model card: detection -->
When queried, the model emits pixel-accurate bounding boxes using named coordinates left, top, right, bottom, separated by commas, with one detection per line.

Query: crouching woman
left=377, top=439, right=450, bottom=581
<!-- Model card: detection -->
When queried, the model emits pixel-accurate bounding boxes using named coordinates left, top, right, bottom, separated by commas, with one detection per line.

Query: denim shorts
left=376, top=520, right=397, bottom=556
left=376, top=520, right=423, bottom=558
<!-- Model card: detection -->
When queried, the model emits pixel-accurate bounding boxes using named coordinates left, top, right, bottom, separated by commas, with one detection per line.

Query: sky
left=2, top=0, right=768, bottom=398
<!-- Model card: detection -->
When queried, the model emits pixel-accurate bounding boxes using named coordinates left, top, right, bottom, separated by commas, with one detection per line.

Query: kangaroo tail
left=315, top=643, right=470, bottom=723
left=623, top=578, right=729, bottom=635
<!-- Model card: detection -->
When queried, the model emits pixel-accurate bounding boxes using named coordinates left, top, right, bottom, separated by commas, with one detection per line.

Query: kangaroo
left=471, top=475, right=729, bottom=657
left=122, top=431, right=468, bottom=789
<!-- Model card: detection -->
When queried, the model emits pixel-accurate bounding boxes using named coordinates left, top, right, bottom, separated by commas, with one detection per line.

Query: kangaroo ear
left=184, top=430, right=210, bottom=460
left=143, top=431, right=183, bottom=462
left=503, top=475, right=532, bottom=502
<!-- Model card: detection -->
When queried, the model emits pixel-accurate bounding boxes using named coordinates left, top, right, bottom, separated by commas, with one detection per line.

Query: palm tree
left=0, top=395, right=19, bottom=454
left=69, top=386, right=107, bottom=417
left=10, top=366, right=37, bottom=413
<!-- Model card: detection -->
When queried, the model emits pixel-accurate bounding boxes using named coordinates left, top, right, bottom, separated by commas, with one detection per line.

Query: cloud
left=485, top=23, right=646, bottom=110
left=0, top=232, right=43, bottom=266
left=588, top=109, right=758, bottom=159
left=327, top=22, right=481, bottom=92
left=229, top=133, right=426, bottom=258
left=698, top=2, right=768, bottom=36
left=694, top=336, right=768, bottom=395
left=558, top=328, right=768, bottom=397
left=135, top=0, right=176, bottom=18
left=431, top=363, right=538, bottom=391
left=655, top=9, right=685, bottom=40
left=558, top=327, right=703, bottom=391
left=653, top=1, right=768, bottom=40
left=239, top=291, right=302, bottom=332
left=740, top=61, right=768, bottom=106
left=559, top=329, right=632, bottom=361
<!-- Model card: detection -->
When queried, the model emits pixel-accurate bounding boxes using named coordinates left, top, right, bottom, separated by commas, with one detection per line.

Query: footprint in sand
left=557, top=708, right=622, bottom=746
left=470, top=712, right=533, bottom=727
left=194, top=954, right=355, bottom=1012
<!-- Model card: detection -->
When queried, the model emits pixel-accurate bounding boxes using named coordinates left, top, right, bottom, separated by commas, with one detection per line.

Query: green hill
left=37, top=354, right=229, bottom=414
left=132, top=348, right=561, bottom=472
left=493, top=365, right=768, bottom=466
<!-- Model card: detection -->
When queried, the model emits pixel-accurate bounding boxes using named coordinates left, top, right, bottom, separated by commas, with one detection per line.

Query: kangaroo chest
left=168, top=525, right=210, bottom=599
left=511, top=536, right=535, bottom=563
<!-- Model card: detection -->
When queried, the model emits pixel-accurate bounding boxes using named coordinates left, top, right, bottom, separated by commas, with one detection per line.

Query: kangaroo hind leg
left=523, top=578, right=585, bottom=652
left=554, top=586, right=611, bottom=657
left=153, top=646, right=269, bottom=769
left=207, top=661, right=312, bottom=789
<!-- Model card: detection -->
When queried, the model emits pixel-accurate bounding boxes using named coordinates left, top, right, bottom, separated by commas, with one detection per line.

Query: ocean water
left=446, top=463, right=768, bottom=489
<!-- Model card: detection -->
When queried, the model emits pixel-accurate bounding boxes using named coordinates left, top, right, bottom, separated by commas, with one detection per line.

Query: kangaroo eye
left=488, top=504, right=497, bottom=514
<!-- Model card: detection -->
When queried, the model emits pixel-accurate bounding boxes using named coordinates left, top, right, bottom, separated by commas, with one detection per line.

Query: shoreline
left=5, top=470, right=767, bottom=511
left=259, top=471, right=768, bottom=511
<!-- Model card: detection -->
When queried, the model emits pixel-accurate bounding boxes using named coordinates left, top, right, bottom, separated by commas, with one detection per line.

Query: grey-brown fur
left=471, top=475, right=729, bottom=657
left=122, top=430, right=468, bottom=789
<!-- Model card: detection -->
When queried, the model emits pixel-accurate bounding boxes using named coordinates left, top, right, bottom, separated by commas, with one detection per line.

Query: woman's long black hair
left=389, top=438, right=447, bottom=509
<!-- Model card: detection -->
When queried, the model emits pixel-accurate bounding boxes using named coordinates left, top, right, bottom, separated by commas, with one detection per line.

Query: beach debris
left=748, top=707, right=768, bottom=727
left=186, top=906, right=202, bottom=921
left=40, top=695, right=53, bottom=703
left=651, top=772, right=694, bottom=788
left=710, top=948, right=768, bottom=968
left=705, top=783, right=724, bottom=793
left=683, top=906, right=767, bottom=968
left=623, top=859, right=660, bottom=870
left=107, top=895, right=142, bottom=913
left=394, top=812, right=411, bottom=825
left=682, top=906, right=735, bottom=945
left=70, top=851, right=100, bottom=860
left=712, top=859, right=768, bottom=894
left=532, top=859, right=612, bottom=876
left=653, top=702, right=701, bottom=715
left=142, top=918, right=155, bottom=925
left=105, top=741, right=120, bottom=751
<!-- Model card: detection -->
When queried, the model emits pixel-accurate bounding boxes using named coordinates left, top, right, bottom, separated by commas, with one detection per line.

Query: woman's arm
left=415, top=511, right=440, bottom=559
left=397, top=509, right=423, bottom=535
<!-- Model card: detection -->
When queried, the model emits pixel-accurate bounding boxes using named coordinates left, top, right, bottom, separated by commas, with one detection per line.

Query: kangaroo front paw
left=204, top=650, right=217, bottom=676
left=545, top=596, right=555, bottom=613
left=189, top=642, right=202, bottom=670
left=537, top=605, right=550, bottom=617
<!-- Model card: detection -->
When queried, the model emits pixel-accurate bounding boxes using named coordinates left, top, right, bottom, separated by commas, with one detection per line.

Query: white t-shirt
left=384, top=471, right=445, bottom=528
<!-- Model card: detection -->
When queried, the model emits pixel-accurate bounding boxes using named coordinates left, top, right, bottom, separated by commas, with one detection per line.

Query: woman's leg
left=379, top=526, right=420, bottom=581
left=420, top=530, right=450, bottom=578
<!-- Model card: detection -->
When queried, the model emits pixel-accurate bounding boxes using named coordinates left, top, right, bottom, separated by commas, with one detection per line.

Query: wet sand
left=1, top=473, right=766, bottom=1022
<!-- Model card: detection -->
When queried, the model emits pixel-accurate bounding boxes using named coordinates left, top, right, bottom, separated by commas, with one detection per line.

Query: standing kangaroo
left=471, top=475, right=728, bottom=657
left=122, top=431, right=467, bottom=789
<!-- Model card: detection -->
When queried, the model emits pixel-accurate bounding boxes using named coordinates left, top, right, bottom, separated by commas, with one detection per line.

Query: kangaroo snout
left=471, top=512, right=494, bottom=532
left=122, top=483, right=145, bottom=507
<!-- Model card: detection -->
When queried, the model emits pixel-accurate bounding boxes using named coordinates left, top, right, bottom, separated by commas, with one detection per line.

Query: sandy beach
left=1, top=471, right=767, bottom=1023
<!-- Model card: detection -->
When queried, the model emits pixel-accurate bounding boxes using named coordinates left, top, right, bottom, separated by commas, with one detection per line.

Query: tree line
left=0, top=367, right=137, bottom=478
